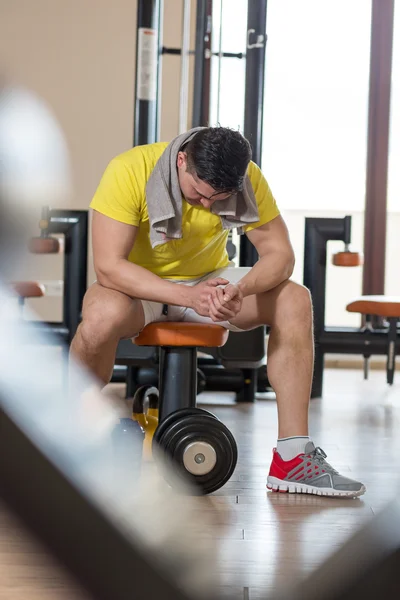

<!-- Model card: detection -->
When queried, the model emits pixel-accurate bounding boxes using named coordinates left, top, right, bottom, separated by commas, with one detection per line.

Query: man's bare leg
left=70, top=283, right=145, bottom=385
left=230, top=280, right=366, bottom=496
left=230, top=280, right=314, bottom=438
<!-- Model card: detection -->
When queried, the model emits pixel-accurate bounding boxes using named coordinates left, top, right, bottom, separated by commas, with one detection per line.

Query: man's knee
left=78, top=286, right=140, bottom=347
left=78, top=311, right=118, bottom=348
left=277, top=281, right=313, bottom=325
left=292, top=282, right=312, bottom=310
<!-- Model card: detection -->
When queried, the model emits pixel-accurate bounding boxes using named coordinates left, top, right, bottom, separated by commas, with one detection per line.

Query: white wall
left=0, top=0, right=139, bottom=319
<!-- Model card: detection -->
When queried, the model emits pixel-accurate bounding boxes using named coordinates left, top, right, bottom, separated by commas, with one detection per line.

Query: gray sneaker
left=267, top=442, right=366, bottom=498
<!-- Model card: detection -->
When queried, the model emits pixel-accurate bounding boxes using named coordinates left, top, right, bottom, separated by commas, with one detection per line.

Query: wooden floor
left=1, top=368, right=400, bottom=599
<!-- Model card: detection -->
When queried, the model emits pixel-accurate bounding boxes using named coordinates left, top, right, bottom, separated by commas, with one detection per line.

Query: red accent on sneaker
left=268, top=448, right=304, bottom=480
left=307, top=462, right=311, bottom=466
left=307, top=469, right=312, bottom=473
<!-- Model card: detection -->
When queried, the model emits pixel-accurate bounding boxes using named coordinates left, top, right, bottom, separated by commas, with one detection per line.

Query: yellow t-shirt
left=90, top=142, right=280, bottom=279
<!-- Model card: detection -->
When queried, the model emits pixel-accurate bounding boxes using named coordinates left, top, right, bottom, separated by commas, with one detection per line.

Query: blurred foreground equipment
left=0, top=85, right=221, bottom=600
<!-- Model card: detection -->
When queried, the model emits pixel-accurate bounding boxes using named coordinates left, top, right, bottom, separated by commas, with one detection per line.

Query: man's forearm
left=237, top=252, right=295, bottom=298
left=97, top=259, right=193, bottom=307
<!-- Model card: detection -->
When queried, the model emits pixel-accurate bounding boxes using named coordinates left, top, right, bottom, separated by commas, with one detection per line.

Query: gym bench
left=347, top=296, right=400, bottom=384
left=128, top=322, right=238, bottom=495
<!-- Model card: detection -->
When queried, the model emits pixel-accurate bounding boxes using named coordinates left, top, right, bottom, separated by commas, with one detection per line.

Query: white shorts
left=140, top=266, right=251, bottom=333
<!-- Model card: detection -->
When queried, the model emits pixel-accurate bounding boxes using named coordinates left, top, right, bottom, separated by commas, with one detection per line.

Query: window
left=262, top=0, right=372, bottom=213
left=209, top=0, right=247, bottom=130
left=261, top=1, right=372, bottom=326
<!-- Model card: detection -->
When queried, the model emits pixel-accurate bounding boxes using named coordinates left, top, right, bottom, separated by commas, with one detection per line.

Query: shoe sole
left=267, top=476, right=366, bottom=498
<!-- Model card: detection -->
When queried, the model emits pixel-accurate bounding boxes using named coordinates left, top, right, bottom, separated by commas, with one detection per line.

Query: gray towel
left=145, top=128, right=260, bottom=248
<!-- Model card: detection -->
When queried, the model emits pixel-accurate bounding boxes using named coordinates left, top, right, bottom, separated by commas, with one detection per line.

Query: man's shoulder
left=111, top=142, right=169, bottom=172
left=247, top=160, right=263, bottom=180
left=247, top=160, right=273, bottom=195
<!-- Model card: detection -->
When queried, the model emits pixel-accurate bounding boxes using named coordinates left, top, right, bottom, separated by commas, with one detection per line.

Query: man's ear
left=177, top=151, right=187, bottom=169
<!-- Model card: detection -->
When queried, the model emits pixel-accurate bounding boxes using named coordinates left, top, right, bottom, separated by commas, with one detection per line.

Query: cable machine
left=115, top=0, right=270, bottom=402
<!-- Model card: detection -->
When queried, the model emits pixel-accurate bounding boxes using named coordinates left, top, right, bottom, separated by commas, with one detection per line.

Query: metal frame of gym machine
left=28, top=209, right=88, bottom=346
left=303, top=216, right=400, bottom=399
left=201, top=0, right=270, bottom=400
left=115, top=0, right=270, bottom=403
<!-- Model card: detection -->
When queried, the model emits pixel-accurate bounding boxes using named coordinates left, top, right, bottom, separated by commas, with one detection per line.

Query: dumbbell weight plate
left=152, top=406, right=217, bottom=447
left=157, top=413, right=238, bottom=495
left=160, top=415, right=237, bottom=494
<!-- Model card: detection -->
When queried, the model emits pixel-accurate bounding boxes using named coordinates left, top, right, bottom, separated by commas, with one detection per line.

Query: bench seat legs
left=158, top=346, right=197, bottom=422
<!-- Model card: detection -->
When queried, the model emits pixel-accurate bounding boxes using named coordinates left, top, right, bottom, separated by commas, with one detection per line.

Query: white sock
left=276, top=436, right=310, bottom=461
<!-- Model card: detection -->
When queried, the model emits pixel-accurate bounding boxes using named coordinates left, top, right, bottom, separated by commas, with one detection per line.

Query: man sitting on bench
left=70, top=126, right=365, bottom=498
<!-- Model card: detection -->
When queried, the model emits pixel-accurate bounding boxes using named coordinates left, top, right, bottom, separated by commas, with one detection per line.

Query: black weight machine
left=23, top=208, right=88, bottom=346
left=303, top=215, right=400, bottom=398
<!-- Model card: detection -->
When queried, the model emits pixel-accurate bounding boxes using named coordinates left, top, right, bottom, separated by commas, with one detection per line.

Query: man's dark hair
left=185, top=127, right=252, bottom=193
